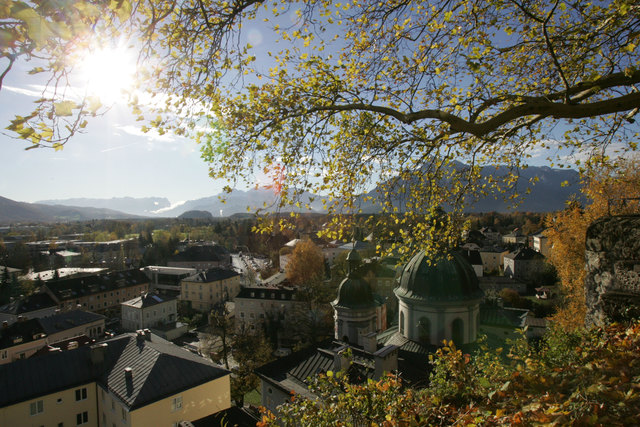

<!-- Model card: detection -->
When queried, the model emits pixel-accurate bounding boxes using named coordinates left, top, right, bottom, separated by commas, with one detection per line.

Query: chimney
left=333, top=345, right=350, bottom=372
left=90, top=343, right=108, bottom=365
left=143, top=329, right=151, bottom=341
left=374, top=345, right=398, bottom=379
left=2, top=321, right=8, bottom=329
left=362, top=331, right=378, bottom=354
left=124, top=366, right=133, bottom=380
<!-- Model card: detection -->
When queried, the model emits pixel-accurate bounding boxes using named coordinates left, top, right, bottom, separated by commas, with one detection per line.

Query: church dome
left=333, top=276, right=376, bottom=309
left=395, top=250, right=483, bottom=303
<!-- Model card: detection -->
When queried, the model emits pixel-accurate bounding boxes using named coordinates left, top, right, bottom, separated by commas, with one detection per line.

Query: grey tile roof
left=504, top=247, right=545, bottom=261
left=44, top=269, right=149, bottom=302
left=0, top=293, right=57, bottom=315
left=169, top=245, right=230, bottom=263
left=478, top=305, right=528, bottom=328
left=106, top=335, right=228, bottom=409
left=0, top=318, right=46, bottom=350
left=0, top=333, right=229, bottom=410
left=183, top=268, right=239, bottom=283
left=38, top=310, right=105, bottom=335
left=121, top=292, right=175, bottom=309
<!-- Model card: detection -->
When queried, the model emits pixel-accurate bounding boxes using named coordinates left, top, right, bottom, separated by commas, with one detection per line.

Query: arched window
left=452, top=318, right=464, bottom=345
left=418, top=317, right=431, bottom=344
left=400, top=311, right=405, bottom=334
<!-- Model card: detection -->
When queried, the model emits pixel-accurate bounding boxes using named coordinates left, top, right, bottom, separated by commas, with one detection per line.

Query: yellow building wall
left=0, top=382, right=97, bottom=427
left=129, top=375, right=231, bottom=427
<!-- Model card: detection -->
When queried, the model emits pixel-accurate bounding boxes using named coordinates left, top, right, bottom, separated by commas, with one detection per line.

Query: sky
left=0, top=11, right=299, bottom=206
left=0, top=58, right=227, bottom=205
left=0, top=8, right=627, bottom=207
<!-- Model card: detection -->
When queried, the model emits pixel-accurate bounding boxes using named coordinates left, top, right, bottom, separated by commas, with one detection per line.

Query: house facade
left=234, top=286, right=306, bottom=335
left=121, top=292, right=178, bottom=331
left=180, top=268, right=241, bottom=312
left=503, top=247, right=546, bottom=281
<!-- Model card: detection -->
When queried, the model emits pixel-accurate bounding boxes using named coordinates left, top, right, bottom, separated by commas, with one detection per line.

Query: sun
left=78, top=46, right=137, bottom=104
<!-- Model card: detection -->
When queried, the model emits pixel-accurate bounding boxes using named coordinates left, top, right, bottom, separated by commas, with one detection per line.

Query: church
left=256, top=247, right=526, bottom=414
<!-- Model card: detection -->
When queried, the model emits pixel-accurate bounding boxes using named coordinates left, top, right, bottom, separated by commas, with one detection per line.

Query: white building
left=121, top=292, right=177, bottom=331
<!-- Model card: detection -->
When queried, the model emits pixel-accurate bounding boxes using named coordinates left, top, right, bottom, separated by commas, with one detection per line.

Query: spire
left=346, top=244, right=361, bottom=277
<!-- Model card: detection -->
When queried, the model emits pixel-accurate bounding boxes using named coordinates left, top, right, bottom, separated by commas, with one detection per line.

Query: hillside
left=0, top=196, right=142, bottom=224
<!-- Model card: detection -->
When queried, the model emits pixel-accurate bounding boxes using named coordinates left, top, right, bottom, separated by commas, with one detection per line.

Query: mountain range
left=0, top=164, right=582, bottom=224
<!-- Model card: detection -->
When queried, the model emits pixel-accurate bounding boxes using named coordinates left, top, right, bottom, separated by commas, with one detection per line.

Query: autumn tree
left=231, top=326, right=273, bottom=406
left=285, top=240, right=325, bottom=288
left=545, top=157, right=640, bottom=329
left=3, top=0, right=640, bottom=256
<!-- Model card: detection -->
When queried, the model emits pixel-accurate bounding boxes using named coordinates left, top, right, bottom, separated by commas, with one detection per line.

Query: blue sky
left=0, top=12, right=300, bottom=205
left=0, top=9, right=615, bottom=206
left=0, top=58, right=228, bottom=205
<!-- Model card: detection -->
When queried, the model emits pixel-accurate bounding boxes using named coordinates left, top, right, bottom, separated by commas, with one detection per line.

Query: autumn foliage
left=259, top=321, right=640, bottom=426
left=285, top=239, right=325, bottom=287
left=545, top=158, right=640, bottom=329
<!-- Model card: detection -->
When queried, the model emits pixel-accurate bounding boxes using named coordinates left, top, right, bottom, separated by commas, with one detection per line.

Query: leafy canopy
left=259, top=321, right=640, bottom=426
left=545, top=156, right=640, bottom=329
left=3, top=0, right=640, bottom=254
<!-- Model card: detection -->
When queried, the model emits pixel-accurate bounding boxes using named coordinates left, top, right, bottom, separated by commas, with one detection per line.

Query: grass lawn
left=244, top=388, right=262, bottom=406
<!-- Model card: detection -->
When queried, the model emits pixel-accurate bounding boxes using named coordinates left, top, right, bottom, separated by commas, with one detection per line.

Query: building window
left=75, top=387, right=87, bottom=401
left=1, top=350, right=6, bottom=359
left=171, top=396, right=183, bottom=412
left=121, top=408, right=127, bottom=421
left=452, top=318, right=464, bottom=346
left=76, top=411, right=88, bottom=425
left=30, top=400, right=44, bottom=416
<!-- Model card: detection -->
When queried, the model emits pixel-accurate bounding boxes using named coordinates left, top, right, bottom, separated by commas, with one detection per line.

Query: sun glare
left=78, top=46, right=137, bottom=104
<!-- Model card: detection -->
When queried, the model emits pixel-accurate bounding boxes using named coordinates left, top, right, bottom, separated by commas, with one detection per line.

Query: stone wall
left=585, top=215, right=640, bottom=326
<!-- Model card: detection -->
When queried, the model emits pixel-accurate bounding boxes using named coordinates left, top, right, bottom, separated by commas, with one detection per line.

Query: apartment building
left=180, top=268, right=241, bottom=312
left=44, top=269, right=149, bottom=314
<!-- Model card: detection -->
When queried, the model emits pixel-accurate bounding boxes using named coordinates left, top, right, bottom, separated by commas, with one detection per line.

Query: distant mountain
left=358, top=163, right=582, bottom=213
left=5, top=164, right=582, bottom=223
left=157, top=188, right=325, bottom=217
left=36, top=196, right=171, bottom=217
left=0, top=196, right=143, bottom=224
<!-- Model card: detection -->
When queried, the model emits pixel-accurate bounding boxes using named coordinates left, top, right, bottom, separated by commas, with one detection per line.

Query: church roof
left=333, top=249, right=377, bottom=310
left=395, top=250, right=483, bottom=303
left=333, top=276, right=377, bottom=310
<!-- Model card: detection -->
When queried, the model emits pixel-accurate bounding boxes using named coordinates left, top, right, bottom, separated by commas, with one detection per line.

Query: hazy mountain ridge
left=2, top=164, right=583, bottom=223
left=0, top=196, right=143, bottom=224
left=36, top=196, right=171, bottom=216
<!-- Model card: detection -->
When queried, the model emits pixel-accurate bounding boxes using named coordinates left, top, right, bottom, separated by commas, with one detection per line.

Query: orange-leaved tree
left=546, top=157, right=640, bottom=329
left=285, top=239, right=325, bottom=288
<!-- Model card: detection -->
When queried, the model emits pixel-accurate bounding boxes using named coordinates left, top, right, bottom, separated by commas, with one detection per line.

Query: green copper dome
left=333, top=249, right=376, bottom=309
left=395, top=251, right=483, bottom=303
left=333, top=276, right=376, bottom=309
